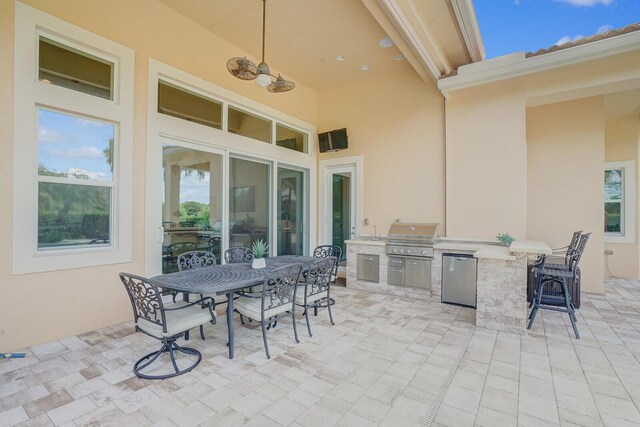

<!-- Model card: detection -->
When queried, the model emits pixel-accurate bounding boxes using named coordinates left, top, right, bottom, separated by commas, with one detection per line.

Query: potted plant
left=251, top=239, right=269, bottom=269
left=496, top=233, right=514, bottom=247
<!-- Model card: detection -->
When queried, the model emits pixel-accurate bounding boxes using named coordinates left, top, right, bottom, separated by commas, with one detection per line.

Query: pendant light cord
left=261, top=0, right=266, bottom=63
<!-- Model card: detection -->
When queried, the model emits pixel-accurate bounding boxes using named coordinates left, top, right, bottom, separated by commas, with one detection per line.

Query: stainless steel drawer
left=357, top=254, right=379, bottom=282
left=388, top=257, right=404, bottom=286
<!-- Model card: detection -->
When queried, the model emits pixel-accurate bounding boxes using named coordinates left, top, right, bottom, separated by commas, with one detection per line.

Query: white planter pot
left=252, top=258, right=266, bottom=269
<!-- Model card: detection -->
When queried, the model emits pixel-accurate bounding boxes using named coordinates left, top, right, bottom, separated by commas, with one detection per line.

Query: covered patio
left=3, top=278, right=640, bottom=426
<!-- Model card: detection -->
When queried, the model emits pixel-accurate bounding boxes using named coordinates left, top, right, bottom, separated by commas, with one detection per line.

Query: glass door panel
left=277, top=167, right=305, bottom=255
left=162, top=146, right=223, bottom=273
left=229, top=158, right=270, bottom=252
left=332, top=174, right=351, bottom=262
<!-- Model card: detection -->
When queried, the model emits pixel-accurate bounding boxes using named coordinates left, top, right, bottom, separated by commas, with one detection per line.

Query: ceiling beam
left=450, top=0, right=485, bottom=62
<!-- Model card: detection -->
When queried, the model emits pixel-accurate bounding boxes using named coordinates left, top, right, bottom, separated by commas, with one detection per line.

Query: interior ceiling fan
left=226, top=0, right=295, bottom=93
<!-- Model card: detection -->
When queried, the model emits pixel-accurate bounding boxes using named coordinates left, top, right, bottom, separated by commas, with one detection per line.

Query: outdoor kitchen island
left=346, top=237, right=551, bottom=333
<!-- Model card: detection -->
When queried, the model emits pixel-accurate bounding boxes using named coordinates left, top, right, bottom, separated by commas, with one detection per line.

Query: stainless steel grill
left=386, top=222, right=439, bottom=258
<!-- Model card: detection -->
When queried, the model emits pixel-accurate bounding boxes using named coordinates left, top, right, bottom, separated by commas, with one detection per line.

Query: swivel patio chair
left=234, top=263, right=302, bottom=359
left=527, top=232, right=590, bottom=339
left=310, top=245, right=343, bottom=315
left=224, top=247, right=254, bottom=264
left=119, top=272, right=216, bottom=379
left=295, top=257, right=337, bottom=337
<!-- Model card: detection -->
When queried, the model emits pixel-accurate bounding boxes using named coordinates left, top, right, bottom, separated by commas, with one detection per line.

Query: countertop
left=345, top=238, right=387, bottom=246
left=346, top=237, right=551, bottom=260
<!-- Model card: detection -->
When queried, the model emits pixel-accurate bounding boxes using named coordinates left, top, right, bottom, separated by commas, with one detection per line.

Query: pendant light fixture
left=226, top=0, right=295, bottom=93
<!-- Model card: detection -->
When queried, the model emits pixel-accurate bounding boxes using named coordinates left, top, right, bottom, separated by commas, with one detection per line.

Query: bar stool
left=527, top=232, right=590, bottom=339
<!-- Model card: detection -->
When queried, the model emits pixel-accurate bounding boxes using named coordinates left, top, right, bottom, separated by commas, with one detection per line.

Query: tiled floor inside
left=2, top=277, right=640, bottom=426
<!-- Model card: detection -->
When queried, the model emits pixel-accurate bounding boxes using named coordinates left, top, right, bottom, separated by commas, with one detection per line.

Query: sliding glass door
left=277, top=167, right=305, bottom=255
left=229, top=157, right=270, bottom=252
left=162, top=146, right=223, bottom=273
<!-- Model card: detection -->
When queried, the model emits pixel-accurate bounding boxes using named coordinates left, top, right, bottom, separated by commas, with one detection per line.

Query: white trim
left=450, top=0, right=485, bottom=62
left=605, top=160, right=636, bottom=244
left=378, top=0, right=443, bottom=80
left=318, top=156, right=364, bottom=246
left=439, top=29, right=640, bottom=95
left=144, top=59, right=317, bottom=276
left=13, top=2, right=133, bottom=274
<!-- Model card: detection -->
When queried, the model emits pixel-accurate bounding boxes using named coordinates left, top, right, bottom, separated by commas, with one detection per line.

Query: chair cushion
left=234, top=296, right=292, bottom=321
left=137, top=301, right=215, bottom=339
left=294, top=286, right=328, bottom=305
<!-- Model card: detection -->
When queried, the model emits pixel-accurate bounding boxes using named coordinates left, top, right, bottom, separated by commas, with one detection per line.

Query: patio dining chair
left=527, top=232, right=590, bottom=339
left=119, top=272, right=216, bottom=379
left=225, top=247, right=262, bottom=298
left=176, top=250, right=220, bottom=340
left=310, top=245, right=343, bottom=315
left=295, top=257, right=337, bottom=337
left=234, top=263, right=302, bottom=359
left=224, top=247, right=254, bottom=264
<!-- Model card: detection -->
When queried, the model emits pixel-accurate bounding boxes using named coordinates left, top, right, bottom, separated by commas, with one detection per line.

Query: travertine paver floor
left=2, top=277, right=640, bottom=426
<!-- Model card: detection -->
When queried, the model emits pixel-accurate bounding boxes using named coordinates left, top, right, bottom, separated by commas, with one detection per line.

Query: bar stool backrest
left=563, top=230, right=583, bottom=265
left=570, top=232, right=591, bottom=273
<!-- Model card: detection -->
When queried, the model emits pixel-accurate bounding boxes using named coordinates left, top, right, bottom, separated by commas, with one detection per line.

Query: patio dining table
left=150, top=255, right=317, bottom=359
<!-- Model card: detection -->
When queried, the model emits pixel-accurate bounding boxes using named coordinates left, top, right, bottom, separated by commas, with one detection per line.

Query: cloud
left=554, top=0, right=613, bottom=6
left=598, top=25, right=613, bottom=33
left=39, top=128, right=64, bottom=143
left=51, top=146, right=104, bottom=159
left=67, top=167, right=108, bottom=180
left=555, top=34, right=584, bottom=45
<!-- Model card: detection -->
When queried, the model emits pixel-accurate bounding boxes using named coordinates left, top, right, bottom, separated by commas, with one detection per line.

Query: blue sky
left=474, top=0, right=640, bottom=59
left=38, top=109, right=113, bottom=181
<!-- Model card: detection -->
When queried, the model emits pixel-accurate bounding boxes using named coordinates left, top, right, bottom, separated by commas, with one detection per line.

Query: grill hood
left=387, top=222, right=439, bottom=243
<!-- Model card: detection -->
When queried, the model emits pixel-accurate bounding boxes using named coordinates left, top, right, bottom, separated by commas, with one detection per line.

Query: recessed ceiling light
left=361, top=65, right=370, bottom=71
left=378, top=37, right=394, bottom=48
left=394, top=54, right=405, bottom=61
left=336, top=55, right=345, bottom=61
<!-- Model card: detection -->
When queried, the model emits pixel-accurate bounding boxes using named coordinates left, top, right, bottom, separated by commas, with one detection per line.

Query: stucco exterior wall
left=0, top=0, right=318, bottom=350
left=445, top=81, right=528, bottom=239
left=317, top=69, right=446, bottom=236
left=526, top=97, right=605, bottom=293
left=604, top=115, right=640, bottom=279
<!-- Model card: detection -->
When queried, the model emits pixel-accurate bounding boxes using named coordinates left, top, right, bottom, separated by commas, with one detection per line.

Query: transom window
left=38, top=36, right=114, bottom=100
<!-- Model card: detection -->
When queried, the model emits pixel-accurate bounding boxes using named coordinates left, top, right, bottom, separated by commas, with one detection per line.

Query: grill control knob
left=422, top=250, right=427, bottom=255
left=406, top=249, right=412, bottom=254
left=392, top=248, right=397, bottom=253
left=399, top=249, right=404, bottom=254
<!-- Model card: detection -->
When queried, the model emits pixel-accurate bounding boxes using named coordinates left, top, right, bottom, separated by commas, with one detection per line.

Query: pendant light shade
left=226, top=0, right=295, bottom=93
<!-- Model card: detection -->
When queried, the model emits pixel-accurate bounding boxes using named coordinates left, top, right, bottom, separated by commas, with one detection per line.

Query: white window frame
left=13, top=3, right=134, bottom=273
left=605, top=160, right=635, bottom=244
left=145, top=60, right=317, bottom=276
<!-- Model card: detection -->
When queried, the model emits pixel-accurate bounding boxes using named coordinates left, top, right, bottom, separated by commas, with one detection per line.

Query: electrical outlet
left=605, top=250, right=614, bottom=255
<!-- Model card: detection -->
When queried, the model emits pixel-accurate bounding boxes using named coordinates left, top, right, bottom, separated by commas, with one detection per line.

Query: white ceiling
left=158, top=0, right=414, bottom=92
